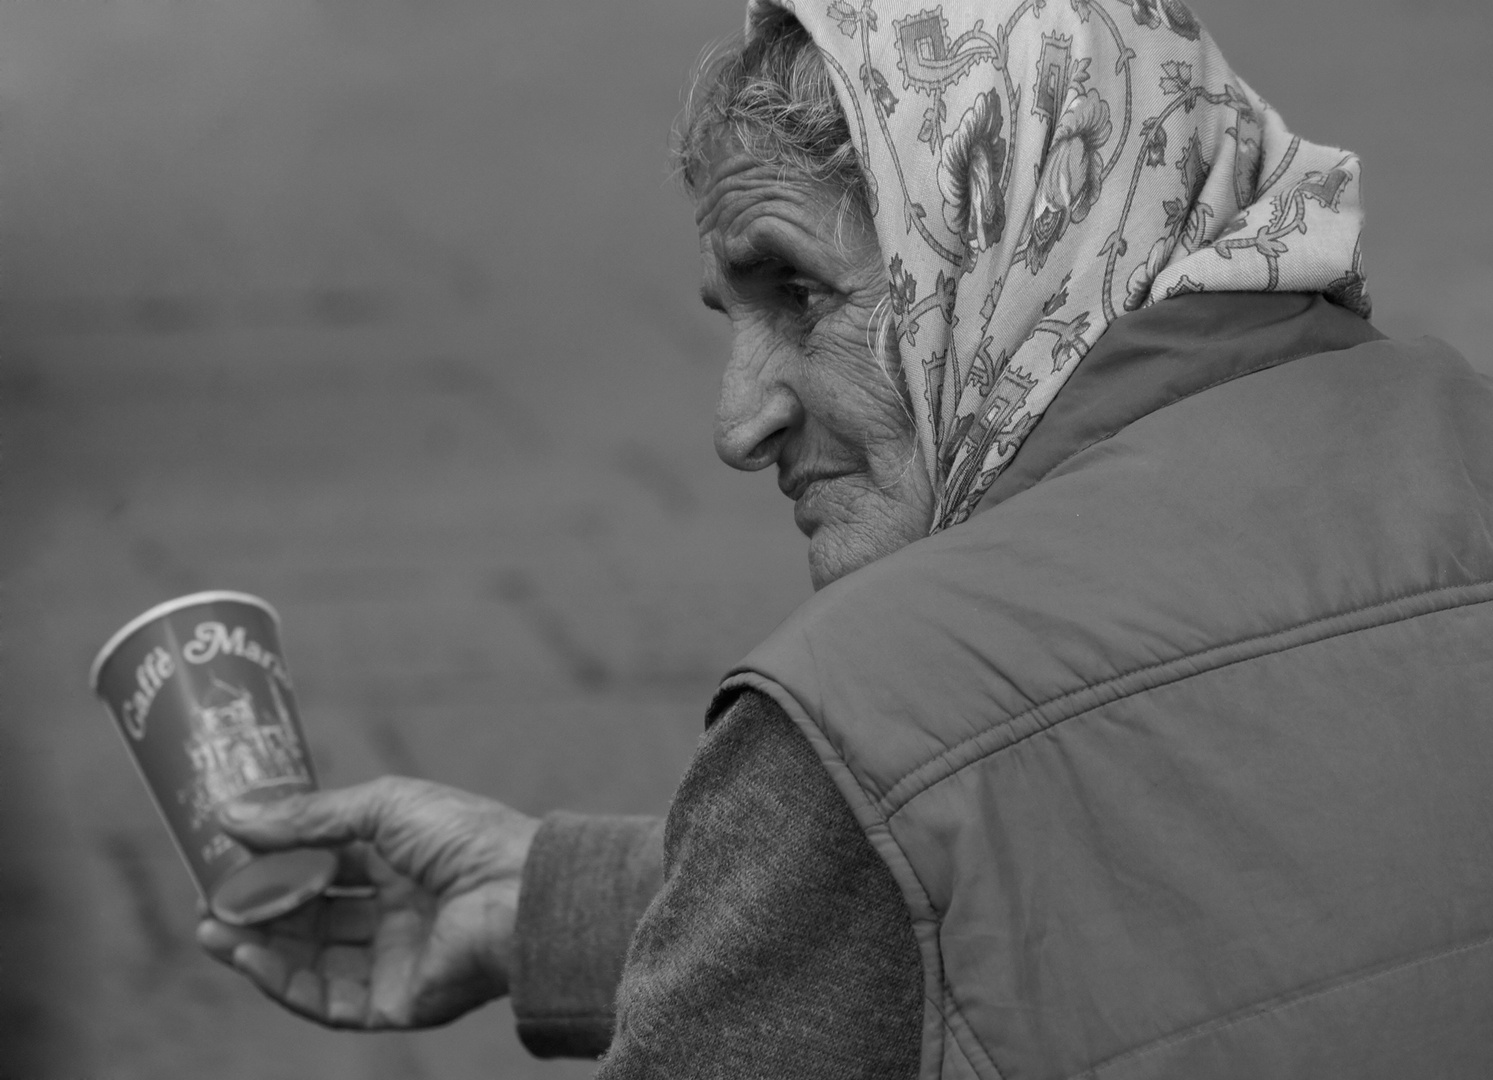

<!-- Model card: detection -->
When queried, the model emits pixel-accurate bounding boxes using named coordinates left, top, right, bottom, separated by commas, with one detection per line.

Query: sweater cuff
left=511, top=810, right=665, bottom=1059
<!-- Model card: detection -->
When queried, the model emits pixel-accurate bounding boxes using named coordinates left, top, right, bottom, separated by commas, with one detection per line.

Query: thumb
left=218, top=780, right=393, bottom=851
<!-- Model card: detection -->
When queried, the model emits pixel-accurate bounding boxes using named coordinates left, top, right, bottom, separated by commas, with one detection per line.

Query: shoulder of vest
left=727, top=331, right=1493, bottom=807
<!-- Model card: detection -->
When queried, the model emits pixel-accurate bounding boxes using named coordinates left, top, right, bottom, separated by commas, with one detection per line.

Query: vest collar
left=976, top=293, right=1383, bottom=514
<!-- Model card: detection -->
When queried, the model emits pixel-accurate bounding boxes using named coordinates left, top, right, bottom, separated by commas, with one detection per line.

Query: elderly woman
left=199, top=0, right=1493, bottom=1076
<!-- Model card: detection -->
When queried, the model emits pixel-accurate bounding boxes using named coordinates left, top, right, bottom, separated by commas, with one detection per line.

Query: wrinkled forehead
left=692, top=145, right=884, bottom=311
left=692, top=142, right=856, bottom=243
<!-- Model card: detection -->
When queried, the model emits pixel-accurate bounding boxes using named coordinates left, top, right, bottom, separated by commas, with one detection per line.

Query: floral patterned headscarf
left=746, top=0, right=1369, bottom=529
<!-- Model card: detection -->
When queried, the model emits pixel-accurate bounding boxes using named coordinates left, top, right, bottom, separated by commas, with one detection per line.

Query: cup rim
left=90, top=590, right=282, bottom=693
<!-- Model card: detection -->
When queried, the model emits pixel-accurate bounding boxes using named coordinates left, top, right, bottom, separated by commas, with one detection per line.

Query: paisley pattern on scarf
left=747, top=0, right=1369, bottom=528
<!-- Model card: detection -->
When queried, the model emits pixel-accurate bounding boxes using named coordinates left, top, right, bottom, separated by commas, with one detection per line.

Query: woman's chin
left=804, top=508, right=934, bottom=589
left=800, top=482, right=934, bottom=590
left=806, top=545, right=845, bottom=592
left=804, top=526, right=877, bottom=591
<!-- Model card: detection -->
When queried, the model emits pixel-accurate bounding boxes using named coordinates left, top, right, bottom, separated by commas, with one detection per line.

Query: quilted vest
left=717, top=293, right=1493, bottom=1080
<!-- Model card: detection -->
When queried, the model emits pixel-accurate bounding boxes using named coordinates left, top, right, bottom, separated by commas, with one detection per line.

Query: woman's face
left=696, top=141, right=934, bottom=589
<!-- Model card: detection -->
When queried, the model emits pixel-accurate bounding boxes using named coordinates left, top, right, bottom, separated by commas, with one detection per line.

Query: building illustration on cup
left=92, top=593, right=337, bottom=926
left=182, top=673, right=309, bottom=833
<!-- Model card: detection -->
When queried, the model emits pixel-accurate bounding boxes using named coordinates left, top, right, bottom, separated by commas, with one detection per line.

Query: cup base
left=210, top=848, right=338, bottom=926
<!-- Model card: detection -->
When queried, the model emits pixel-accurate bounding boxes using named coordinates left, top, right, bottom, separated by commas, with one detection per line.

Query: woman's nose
left=714, top=339, right=802, bottom=472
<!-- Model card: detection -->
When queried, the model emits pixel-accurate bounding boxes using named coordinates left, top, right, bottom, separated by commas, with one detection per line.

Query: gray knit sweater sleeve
left=509, top=688, right=923, bottom=1078
left=511, top=812, right=667, bottom=1057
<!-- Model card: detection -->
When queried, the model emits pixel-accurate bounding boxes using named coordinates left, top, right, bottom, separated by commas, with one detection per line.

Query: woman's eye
left=780, top=278, right=830, bottom=319
left=782, top=281, right=811, bottom=311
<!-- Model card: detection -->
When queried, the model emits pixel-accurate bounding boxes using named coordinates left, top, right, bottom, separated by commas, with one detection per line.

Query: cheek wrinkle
left=867, top=293, right=916, bottom=432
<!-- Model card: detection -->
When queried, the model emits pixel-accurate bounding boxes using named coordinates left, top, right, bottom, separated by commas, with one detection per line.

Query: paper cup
left=90, top=591, right=337, bottom=926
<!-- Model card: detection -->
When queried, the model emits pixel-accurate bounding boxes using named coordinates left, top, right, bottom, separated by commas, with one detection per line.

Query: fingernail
left=219, top=801, right=263, bottom=823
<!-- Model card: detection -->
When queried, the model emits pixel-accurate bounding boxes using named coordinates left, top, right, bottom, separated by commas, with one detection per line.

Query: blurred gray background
left=0, top=0, right=1487, bottom=1077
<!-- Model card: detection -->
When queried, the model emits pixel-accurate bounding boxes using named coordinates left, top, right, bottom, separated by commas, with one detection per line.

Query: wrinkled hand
left=197, top=777, right=540, bottom=1030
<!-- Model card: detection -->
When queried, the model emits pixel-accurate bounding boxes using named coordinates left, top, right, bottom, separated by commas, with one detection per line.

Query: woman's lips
left=788, top=474, right=846, bottom=536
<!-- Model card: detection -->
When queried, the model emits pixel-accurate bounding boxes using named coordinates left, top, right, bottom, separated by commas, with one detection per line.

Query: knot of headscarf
left=746, top=0, right=1369, bottom=528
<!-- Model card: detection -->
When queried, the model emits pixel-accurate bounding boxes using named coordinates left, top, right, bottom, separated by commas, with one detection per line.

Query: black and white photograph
left=1, top=0, right=1490, bottom=1076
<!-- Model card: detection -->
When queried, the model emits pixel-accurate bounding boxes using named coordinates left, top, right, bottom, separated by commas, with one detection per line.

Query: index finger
left=218, top=778, right=407, bottom=852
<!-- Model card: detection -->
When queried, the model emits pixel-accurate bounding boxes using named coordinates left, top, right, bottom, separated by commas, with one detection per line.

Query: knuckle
left=362, top=775, right=426, bottom=833
left=365, top=775, right=399, bottom=803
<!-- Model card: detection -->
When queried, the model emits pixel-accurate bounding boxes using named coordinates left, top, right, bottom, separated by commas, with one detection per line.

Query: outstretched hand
left=197, top=777, right=540, bottom=1029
